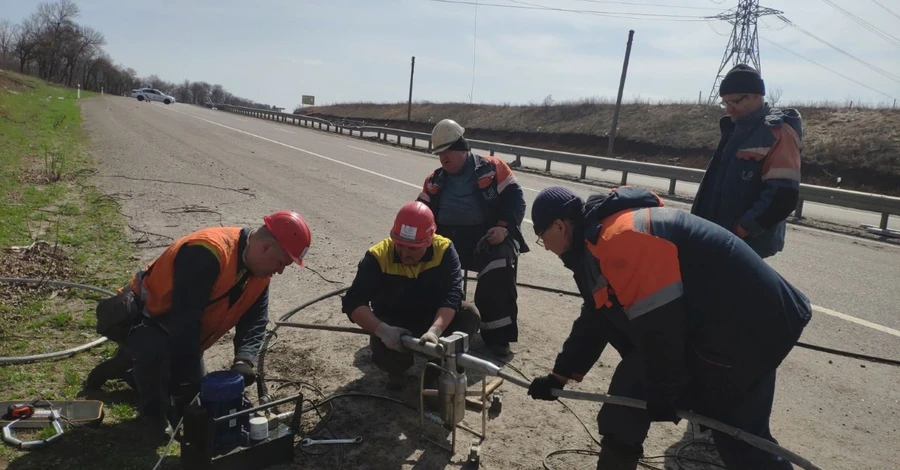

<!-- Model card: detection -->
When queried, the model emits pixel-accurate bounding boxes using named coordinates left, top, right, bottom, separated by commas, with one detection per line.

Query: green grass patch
left=0, top=70, right=162, bottom=468
left=108, top=402, right=137, bottom=421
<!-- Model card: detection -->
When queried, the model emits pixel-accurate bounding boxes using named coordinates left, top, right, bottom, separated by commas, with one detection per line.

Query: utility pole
left=607, top=30, right=634, bottom=159
left=707, top=0, right=781, bottom=104
left=408, top=56, right=415, bottom=122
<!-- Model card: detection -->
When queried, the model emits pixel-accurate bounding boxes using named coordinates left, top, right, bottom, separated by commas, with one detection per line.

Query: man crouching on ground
left=341, top=202, right=480, bottom=390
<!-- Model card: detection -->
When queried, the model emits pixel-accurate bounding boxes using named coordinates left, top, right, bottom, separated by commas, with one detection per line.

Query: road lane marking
left=348, top=145, right=387, bottom=156
left=162, top=106, right=426, bottom=192
left=160, top=105, right=900, bottom=339
left=812, top=305, right=900, bottom=338
left=277, top=128, right=296, bottom=134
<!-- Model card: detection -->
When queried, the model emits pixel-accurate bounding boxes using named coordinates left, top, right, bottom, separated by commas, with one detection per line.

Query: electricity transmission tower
left=707, top=0, right=782, bottom=104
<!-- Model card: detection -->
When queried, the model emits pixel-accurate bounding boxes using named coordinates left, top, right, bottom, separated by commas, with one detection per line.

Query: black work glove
left=231, top=361, right=256, bottom=387
left=646, top=401, right=681, bottom=424
left=527, top=374, right=565, bottom=401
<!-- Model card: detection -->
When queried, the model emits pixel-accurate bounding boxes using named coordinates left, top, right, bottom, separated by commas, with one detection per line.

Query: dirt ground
left=74, top=97, right=900, bottom=470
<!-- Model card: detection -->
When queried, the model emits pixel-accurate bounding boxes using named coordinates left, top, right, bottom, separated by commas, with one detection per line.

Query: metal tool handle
left=2, top=410, right=65, bottom=449
left=300, top=436, right=363, bottom=446
left=489, top=369, right=824, bottom=470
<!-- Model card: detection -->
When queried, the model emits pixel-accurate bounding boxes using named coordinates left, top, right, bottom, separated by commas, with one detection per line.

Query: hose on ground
left=256, top=285, right=350, bottom=403
left=0, top=277, right=115, bottom=365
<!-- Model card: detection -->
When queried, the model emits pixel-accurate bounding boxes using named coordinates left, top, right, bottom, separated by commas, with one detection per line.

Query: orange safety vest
left=126, top=227, right=270, bottom=350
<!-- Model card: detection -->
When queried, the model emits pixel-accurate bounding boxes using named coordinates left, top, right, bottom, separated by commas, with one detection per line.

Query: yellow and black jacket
left=341, top=235, right=463, bottom=331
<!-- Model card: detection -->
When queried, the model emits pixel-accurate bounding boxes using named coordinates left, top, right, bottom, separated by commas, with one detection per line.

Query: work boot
left=386, top=372, right=406, bottom=391
left=488, top=342, right=510, bottom=358
left=596, top=436, right=642, bottom=470
left=84, top=349, right=134, bottom=390
left=136, top=413, right=173, bottom=445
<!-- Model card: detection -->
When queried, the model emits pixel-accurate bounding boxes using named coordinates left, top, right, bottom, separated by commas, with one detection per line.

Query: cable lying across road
left=489, top=276, right=900, bottom=367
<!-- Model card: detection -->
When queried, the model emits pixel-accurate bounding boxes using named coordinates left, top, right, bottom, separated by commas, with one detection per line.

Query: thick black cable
left=466, top=274, right=900, bottom=367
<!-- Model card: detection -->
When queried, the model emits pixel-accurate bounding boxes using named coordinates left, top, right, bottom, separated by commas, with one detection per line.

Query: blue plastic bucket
left=201, top=371, right=248, bottom=450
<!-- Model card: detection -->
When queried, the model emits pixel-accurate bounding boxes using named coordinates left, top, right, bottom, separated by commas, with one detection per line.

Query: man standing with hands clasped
left=692, top=64, right=803, bottom=259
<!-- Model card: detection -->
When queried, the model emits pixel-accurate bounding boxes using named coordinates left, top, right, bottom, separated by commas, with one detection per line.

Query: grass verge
left=0, top=70, right=178, bottom=469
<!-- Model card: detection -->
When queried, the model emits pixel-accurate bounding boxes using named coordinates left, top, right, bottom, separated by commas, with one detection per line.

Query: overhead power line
left=570, top=0, right=722, bottom=10
left=776, top=15, right=900, bottom=85
left=869, top=0, right=900, bottom=22
left=819, top=0, right=900, bottom=49
left=424, top=0, right=711, bottom=21
left=761, top=38, right=898, bottom=100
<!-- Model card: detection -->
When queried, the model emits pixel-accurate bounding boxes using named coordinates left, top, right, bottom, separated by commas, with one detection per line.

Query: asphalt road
left=181, top=103, right=900, bottom=334
left=79, top=97, right=900, bottom=469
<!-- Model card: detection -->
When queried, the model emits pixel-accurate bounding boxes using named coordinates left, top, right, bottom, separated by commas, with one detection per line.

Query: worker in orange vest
left=85, top=211, right=311, bottom=437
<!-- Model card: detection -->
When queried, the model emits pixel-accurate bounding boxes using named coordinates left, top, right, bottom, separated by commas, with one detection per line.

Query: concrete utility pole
left=607, top=30, right=634, bottom=159
left=408, top=56, right=415, bottom=122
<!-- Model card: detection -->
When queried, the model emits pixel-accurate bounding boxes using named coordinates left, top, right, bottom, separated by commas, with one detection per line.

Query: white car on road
left=131, top=87, right=176, bottom=105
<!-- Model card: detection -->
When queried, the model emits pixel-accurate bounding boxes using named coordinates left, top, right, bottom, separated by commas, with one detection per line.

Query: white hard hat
left=430, top=119, right=465, bottom=154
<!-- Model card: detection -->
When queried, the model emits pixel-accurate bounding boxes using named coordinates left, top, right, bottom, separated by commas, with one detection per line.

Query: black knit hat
left=531, top=186, right=584, bottom=235
left=719, top=64, right=766, bottom=96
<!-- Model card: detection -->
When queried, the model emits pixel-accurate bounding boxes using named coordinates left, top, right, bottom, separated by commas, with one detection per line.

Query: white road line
left=348, top=145, right=387, bottom=157
left=162, top=106, right=424, bottom=191
left=277, top=128, right=296, bottom=134
left=160, top=105, right=900, bottom=339
left=812, top=305, right=900, bottom=339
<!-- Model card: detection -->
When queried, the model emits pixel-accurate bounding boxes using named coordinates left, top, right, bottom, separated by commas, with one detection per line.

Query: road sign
left=302, top=95, right=315, bottom=106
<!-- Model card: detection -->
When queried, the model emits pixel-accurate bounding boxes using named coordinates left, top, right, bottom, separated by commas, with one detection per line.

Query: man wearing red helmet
left=342, top=202, right=480, bottom=390
left=85, top=210, right=311, bottom=437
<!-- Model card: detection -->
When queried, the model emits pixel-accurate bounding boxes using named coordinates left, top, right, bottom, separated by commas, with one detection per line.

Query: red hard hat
left=263, top=210, right=311, bottom=266
left=391, top=202, right=436, bottom=248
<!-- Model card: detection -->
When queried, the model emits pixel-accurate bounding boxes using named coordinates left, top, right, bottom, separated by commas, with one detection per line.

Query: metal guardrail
left=214, top=104, right=900, bottom=232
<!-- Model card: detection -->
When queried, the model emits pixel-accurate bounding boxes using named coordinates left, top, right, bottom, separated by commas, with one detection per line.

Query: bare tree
left=3, top=1, right=268, bottom=107
left=210, top=84, right=224, bottom=104
left=0, top=19, right=18, bottom=66
left=189, top=81, right=210, bottom=105
left=33, top=0, right=81, bottom=81
left=60, top=25, right=104, bottom=86
left=769, top=87, right=784, bottom=107
left=175, top=79, right=192, bottom=103
left=13, top=15, right=41, bottom=73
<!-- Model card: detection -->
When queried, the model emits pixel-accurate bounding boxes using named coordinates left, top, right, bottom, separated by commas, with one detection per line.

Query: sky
left=3, top=0, right=900, bottom=109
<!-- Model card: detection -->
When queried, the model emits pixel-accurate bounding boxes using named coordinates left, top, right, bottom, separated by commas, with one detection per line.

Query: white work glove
left=375, top=322, right=411, bottom=352
left=418, top=325, right=442, bottom=346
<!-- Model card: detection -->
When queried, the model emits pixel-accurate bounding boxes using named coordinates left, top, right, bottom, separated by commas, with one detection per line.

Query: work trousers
left=370, top=302, right=481, bottom=376
left=118, top=320, right=206, bottom=421
left=595, top=352, right=792, bottom=470
left=436, top=223, right=520, bottom=346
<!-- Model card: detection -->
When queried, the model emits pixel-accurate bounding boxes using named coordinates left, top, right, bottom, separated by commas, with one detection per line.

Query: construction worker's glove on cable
left=231, top=361, right=256, bottom=387
left=376, top=323, right=411, bottom=352
left=418, top=325, right=442, bottom=346
left=527, top=374, right=565, bottom=401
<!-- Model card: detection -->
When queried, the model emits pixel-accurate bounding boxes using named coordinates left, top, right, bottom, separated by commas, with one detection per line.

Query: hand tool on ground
left=299, top=436, right=363, bottom=447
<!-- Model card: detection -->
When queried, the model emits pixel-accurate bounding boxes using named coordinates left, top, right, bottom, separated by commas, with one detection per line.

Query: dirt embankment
left=297, top=102, right=900, bottom=195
